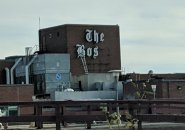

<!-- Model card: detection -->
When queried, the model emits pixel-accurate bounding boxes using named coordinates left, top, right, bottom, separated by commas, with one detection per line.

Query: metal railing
left=0, top=99, right=185, bottom=130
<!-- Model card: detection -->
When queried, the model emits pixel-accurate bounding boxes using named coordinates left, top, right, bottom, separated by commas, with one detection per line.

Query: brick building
left=39, top=24, right=121, bottom=75
left=0, top=84, right=34, bottom=115
left=123, top=73, right=185, bottom=99
left=0, top=24, right=185, bottom=115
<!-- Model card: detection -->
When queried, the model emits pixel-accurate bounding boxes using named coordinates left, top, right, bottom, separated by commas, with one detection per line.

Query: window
left=8, top=106, right=18, bottom=116
left=49, top=33, right=52, bottom=38
left=57, top=32, right=60, bottom=37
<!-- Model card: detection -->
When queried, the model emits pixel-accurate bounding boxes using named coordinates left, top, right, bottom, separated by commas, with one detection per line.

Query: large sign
left=85, top=29, right=104, bottom=43
left=76, top=29, right=104, bottom=59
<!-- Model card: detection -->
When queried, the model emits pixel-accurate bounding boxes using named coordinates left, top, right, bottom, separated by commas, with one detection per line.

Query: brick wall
left=0, top=84, right=34, bottom=115
left=39, top=24, right=121, bottom=75
left=123, top=73, right=185, bottom=114
left=126, top=73, right=185, bottom=99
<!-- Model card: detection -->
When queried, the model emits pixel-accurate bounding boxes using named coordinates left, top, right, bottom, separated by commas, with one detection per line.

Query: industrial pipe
left=5, top=67, right=10, bottom=84
left=25, top=54, right=38, bottom=84
left=10, top=58, right=22, bottom=84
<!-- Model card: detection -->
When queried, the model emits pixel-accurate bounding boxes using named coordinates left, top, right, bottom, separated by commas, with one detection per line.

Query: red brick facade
left=122, top=73, right=185, bottom=114
left=124, top=73, right=185, bottom=99
left=39, top=24, right=121, bottom=75
left=0, top=84, right=34, bottom=115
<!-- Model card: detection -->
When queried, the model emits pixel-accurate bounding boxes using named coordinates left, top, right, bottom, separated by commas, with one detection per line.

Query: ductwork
left=25, top=54, right=38, bottom=84
left=10, top=58, right=22, bottom=84
left=5, top=67, right=10, bottom=84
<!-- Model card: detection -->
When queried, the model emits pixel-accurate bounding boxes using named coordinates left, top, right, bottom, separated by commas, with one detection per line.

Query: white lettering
left=93, top=30, right=99, bottom=43
left=100, top=33, right=104, bottom=42
left=87, top=48, right=92, bottom=57
left=76, top=44, right=85, bottom=58
left=76, top=29, right=104, bottom=59
left=85, top=29, right=104, bottom=43
left=85, top=29, right=93, bottom=42
left=93, top=46, right=98, bottom=59
left=76, top=44, right=99, bottom=59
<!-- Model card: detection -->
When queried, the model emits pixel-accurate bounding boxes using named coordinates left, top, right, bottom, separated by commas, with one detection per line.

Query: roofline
left=39, top=24, right=119, bottom=31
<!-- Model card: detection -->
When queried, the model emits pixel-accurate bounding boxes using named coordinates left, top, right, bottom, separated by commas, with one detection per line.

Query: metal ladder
left=81, top=56, right=88, bottom=74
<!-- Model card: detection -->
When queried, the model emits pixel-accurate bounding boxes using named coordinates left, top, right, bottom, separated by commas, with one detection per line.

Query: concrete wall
left=72, top=73, right=123, bottom=97
left=87, top=73, right=115, bottom=90
left=72, top=73, right=115, bottom=90
left=51, top=91, right=116, bottom=101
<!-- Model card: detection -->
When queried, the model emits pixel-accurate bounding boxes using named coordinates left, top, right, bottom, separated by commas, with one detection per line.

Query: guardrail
left=0, top=99, right=185, bottom=130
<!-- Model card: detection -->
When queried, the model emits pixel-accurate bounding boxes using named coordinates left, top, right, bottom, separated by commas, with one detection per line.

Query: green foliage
left=134, top=91, right=141, bottom=99
left=106, top=112, right=121, bottom=129
left=129, top=81, right=154, bottom=99
left=101, top=109, right=138, bottom=129
left=107, top=112, right=121, bottom=125
left=100, top=106, right=121, bottom=129
left=124, top=111, right=138, bottom=129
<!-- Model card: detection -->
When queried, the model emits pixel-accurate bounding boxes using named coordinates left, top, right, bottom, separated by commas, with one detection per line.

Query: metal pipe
left=25, top=54, right=38, bottom=84
left=10, top=58, right=22, bottom=84
left=5, top=67, right=10, bottom=84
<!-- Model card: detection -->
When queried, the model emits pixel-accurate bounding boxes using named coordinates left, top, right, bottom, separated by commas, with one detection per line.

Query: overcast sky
left=0, top=0, right=185, bottom=74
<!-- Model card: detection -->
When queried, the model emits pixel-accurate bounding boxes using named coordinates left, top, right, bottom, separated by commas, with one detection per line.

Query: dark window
left=57, top=32, right=60, bottom=37
left=9, top=109, right=18, bottom=116
left=79, top=81, right=83, bottom=91
left=49, top=33, right=52, bottom=38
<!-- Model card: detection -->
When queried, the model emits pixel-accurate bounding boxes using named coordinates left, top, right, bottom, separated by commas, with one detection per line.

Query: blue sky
left=0, top=0, right=185, bottom=74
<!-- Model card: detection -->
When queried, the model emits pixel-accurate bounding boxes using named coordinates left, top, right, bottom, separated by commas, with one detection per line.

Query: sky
left=0, top=0, right=185, bottom=74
